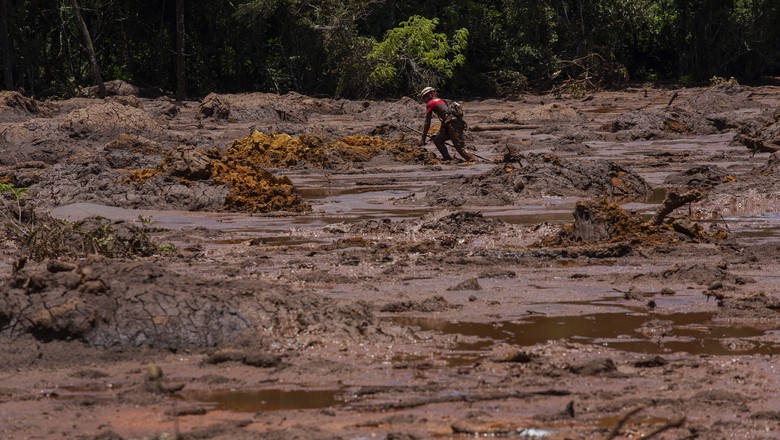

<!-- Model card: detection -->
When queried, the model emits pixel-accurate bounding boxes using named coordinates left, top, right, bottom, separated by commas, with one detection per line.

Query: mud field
left=2, top=80, right=780, bottom=439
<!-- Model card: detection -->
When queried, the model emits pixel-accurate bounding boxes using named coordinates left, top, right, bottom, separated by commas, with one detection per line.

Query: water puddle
left=182, top=389, right=342, bottom=412
left=394, top=312, right=780, bottom=356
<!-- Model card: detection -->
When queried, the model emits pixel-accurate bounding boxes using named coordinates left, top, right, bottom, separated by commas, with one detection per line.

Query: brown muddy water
left=394, top=311, right=780, bottom=357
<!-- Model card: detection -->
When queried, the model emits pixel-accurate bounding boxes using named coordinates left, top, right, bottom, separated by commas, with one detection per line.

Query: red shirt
left=426, top=97, right=447, bottom=115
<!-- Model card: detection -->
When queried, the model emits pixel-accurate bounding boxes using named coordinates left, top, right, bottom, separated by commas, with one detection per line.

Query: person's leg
left=446, top=118, right=475, bottom=162
left=433, top=130, right=452, bottom=160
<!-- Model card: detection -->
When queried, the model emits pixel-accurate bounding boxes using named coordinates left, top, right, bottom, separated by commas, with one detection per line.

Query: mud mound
left=59, top=101, right=163, bottom=140
left=197, top=92, right=423, bottom=135
left=0, top=118, right=85, bottom=165
left=32, top=142, right=310, bottom=213
left=224, top=130, right=433, bottom=169
left=424, top=153, right=651, bottom=206
left=483, top=103, right=583, bottom=125
left=335, top=210, right=508, bottom=236
left=657, top=263, right=753, bottom=286
left=610, top=85, right=761, bottom=141
left=664, top=165, right=734, bottom=188
left=538, top=200, right=720, bottom=248
left=684, top=83, right=756, bottom=114
left=610, top=106, right=715, bottom=140
left=0, top=258, right=383, bottom=350
left=32, top=154, right=229, bottom=211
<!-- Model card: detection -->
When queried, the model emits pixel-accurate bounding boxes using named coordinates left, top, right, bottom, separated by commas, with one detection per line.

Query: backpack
left=447, top=100, right=464, bottom=119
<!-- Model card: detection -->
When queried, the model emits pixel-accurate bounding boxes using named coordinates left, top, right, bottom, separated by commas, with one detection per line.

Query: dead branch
left=636, top=416, right=686, bottom=440
left=651, top=190, right=703, bottom=226
left=605, top=405, right=645, bottom=440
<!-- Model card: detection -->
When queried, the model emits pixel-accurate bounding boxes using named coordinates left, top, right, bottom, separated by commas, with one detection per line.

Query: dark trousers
left=433, top=117, right=475, bottom=161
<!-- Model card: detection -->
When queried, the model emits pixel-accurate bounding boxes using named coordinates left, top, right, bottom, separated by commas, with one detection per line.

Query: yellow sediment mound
left=225, top=130, right=434, bottom=168
left=210, top=158, right=310, bottom=213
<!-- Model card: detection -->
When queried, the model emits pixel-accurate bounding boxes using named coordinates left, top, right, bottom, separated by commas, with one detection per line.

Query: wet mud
left=2, top=81, right=780, bottom=439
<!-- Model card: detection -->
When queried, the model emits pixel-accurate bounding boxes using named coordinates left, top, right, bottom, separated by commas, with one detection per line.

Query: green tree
left=367, top=15, right=468, bottom=96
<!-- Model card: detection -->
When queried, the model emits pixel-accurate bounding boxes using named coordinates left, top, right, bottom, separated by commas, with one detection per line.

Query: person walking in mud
left=419, top=86, right=476, bottom=163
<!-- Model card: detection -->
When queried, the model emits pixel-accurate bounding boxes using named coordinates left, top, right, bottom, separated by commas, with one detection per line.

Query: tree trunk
left=175, top=0, right=186, bottom=101
left=70, top=0, right=105, bottom=98
left=0, top=0, right=13, bottom=90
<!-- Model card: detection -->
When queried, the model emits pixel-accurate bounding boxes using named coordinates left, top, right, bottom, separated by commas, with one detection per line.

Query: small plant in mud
left=0, top=183, right=29, bottom=222
left=159, top=243, right=177, bottom=253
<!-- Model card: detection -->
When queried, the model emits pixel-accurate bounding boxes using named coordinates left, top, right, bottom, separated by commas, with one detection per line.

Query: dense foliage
left=2, top=0, right=779, bottom=99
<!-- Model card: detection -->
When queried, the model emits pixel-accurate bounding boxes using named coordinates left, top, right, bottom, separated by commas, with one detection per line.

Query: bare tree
left=175, top=0, right=186, bottom=101
left=0, top=0, right=13, bottom=90
left=70, top=0, right=105, bottom=98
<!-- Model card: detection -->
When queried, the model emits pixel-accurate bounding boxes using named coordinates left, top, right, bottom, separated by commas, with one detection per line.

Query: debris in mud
left=222, top=129, right=435, bottom=169
left=539, top=198, right=724, bottom=250
left=424, top=153, right=651, bottom=206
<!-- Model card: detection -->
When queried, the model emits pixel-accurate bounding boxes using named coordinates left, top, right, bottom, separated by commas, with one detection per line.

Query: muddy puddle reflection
left=183, top=389, right=342, bottom=412
left=394, top=311, right=780, bottom=356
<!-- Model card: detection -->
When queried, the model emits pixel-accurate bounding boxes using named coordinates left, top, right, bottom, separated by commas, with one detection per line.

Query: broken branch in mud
left=605, top=405, right=645, bottom=440
left=636, top=416, right=686, bottom=440
left=352, top=388, right=570, bottom=411
left=651, top=190, right=703, bottom=225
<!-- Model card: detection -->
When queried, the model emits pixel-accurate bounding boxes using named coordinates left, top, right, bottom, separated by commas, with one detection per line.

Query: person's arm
left=421, top=111, right=432, bottom=145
